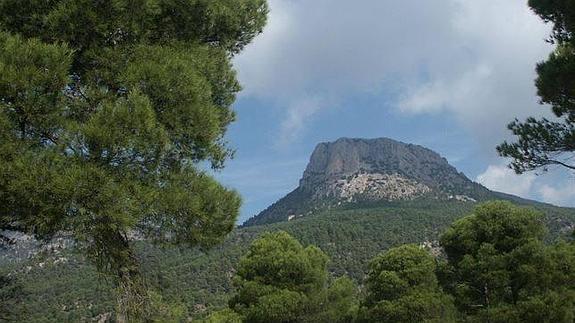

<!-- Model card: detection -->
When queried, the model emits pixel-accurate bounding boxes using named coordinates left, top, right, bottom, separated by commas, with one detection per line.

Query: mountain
left=245, top=137, right=498, bottom=226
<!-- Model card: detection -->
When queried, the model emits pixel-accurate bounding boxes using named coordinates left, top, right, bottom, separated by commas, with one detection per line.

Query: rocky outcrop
left=320, top=173, right=431, bottom=202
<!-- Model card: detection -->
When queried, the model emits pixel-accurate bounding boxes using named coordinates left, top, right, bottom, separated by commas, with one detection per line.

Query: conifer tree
left=0, top=1, right=268, bottom=321
left=212, top=231, right=357, bottom=323
left=358, top=244, right=456, bottom=323
left=440, top=201, right=575, bottom=322
left=498, top=0, right=575, bottom=173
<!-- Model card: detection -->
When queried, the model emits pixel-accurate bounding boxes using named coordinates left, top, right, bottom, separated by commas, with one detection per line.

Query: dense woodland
left=1, top=199, right=574, bottom=321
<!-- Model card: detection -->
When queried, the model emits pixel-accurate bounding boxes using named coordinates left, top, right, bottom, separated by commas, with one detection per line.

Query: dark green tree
left=204, top=309, right=243, bottom=323
left=0, top=1, right=267, bottom=321
left=497, top=0, right=575, bottom=173
left=217, top=231, right=357, bottom=323
left=0, top=273, right=24, bottom=321
left=358, top=244, right=456, bottom=323
left=440, top=201, right=575, bottom=322
left=312, top=277, right=359, bottom=322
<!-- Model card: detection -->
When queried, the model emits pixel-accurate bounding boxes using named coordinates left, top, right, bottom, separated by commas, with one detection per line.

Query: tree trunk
left=114, top=235, right=151, bottom=323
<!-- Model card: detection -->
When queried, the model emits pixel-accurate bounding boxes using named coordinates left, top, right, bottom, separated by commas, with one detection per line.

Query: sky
left=211, top=0, right=575, bottom=224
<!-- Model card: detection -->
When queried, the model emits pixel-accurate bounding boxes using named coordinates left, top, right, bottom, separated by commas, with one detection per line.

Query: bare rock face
left=244, top=137, right=490, bottom=227
left=328, top=173, right=432, bottom=202
left=300, top=138, right=478, bottom=196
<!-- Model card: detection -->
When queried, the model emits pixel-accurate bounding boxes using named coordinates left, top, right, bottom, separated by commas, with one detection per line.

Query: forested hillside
left=2, top=199, right=573, bottom=321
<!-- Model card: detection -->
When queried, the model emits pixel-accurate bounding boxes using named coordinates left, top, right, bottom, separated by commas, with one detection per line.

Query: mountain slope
left=2, top=199, right=574, bottom=321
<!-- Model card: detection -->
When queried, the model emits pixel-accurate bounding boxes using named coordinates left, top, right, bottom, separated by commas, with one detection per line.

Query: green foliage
left=497, top=1, right=575, bottom=173
left=1, top=199, right=574, bottom=321
left=441, top=201, right=546, bottom=263
left=226, top=231, right=358, bottom=322
left=313, top=277, right=359, bottom=322
left=235, top=231, right=329, bottom=294
left=440, top=201, right=575, bottom=322
left=359, top=244, right=455, bottom=323
left=0, top=0, right=267, bottom=320
left=205, top=309, right=243, bottom=323
left=0, top=271, right=24, bottom=321
left=148, top=291, right=188, bottom=323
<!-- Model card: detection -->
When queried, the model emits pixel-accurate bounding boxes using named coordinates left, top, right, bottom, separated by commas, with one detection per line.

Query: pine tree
left=498, top=0, right=575, bottom=173
left=358, top=244, right=456, bottom=323
left=0, top=1, right=268, bottom=321
left=213, top=231, right=357, bottom=323
left=440, top=201, right=575, bottom=322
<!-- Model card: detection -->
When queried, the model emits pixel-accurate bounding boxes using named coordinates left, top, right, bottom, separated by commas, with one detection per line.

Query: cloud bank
left=476, top=164, right=536, bottom=197
left=235, top=0, right=553, bottom=148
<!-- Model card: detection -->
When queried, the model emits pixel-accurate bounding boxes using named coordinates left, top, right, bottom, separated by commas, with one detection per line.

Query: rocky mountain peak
left=300, top=138, right=454, bottom=191
left=244, top=137, right=491, bottom=227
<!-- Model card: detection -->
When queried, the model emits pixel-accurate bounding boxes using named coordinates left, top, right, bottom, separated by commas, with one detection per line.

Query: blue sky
left=211, top=0, right=575, bottom=224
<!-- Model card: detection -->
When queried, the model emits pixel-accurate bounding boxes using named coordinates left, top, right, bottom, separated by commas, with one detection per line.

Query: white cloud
left=477, top=163, right=575, bottom=207
left=539, top=182, right=575, bottom=206
left=476, top=164, right=536, bottom=197
left=277, top=96, right=327, bottom=148
left=399, top=64, right=493, bottom=114
left=400, top=1, right=553, bottom=149
left=235, top=0, right=553, bottom=148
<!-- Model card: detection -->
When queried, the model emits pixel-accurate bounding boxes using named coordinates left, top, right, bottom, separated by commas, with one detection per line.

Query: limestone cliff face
left=299, top=138, right=479, bottom=197
left=244, top=138, right=491, bottom=227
